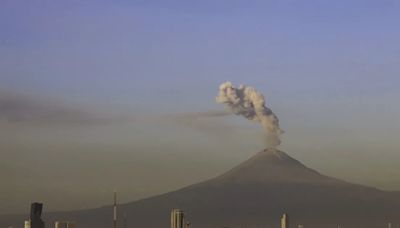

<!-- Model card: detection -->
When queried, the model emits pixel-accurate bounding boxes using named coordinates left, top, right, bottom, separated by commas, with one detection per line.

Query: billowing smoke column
left=216, top=82, right=284, bottom=147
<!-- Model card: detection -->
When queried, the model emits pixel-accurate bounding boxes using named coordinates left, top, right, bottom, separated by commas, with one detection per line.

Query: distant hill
left=2, top=148, right=400, bottom=228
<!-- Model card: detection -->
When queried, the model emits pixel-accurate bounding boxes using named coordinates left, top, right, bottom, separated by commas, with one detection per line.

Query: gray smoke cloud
left=216, top=82, right=284, bottom=147
left=0, top=90, right=111, bottom=125
left=167, top=110, right=232, bottom=135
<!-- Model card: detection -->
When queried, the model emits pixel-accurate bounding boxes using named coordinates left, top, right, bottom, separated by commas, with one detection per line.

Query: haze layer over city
left=1, top=1, right=400, bottom=224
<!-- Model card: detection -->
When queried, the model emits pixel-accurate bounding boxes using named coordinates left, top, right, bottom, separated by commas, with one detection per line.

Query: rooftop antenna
left=113, top=191, right=117, bottom=228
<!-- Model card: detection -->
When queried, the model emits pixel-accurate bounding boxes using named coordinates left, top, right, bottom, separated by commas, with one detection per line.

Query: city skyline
left=22, top=201, right=387, bottom=228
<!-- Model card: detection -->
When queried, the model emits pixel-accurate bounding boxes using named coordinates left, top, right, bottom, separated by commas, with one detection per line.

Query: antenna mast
left=113, top=191, right=117, bottom=228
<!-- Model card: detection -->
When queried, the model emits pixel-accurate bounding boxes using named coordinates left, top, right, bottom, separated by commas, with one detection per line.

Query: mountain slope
left=2, top=149, right=400, bottom=228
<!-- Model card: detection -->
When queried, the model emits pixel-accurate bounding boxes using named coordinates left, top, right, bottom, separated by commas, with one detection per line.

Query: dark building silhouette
left=30, top=203, right=45, bottom=228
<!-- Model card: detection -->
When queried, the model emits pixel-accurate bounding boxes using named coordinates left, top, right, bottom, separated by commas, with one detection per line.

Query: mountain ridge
left=1, top=148, right=400, bottom=228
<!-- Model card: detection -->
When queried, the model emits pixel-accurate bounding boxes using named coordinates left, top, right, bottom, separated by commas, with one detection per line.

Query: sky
left=1, top=0, right=400, bottom=214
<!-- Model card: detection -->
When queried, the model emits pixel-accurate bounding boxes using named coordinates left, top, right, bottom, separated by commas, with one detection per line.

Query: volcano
left=2, top=149, right=400, bottom=228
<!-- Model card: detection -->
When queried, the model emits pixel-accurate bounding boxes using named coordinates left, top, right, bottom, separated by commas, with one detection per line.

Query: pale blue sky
left=1, top=0, right=400, bottom=213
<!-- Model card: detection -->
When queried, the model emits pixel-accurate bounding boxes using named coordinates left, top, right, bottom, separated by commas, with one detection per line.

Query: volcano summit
left=1, top=149, right=400, bottom=228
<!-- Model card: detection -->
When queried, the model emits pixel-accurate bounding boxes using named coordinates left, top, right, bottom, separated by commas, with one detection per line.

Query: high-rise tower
left=170, top=209, right=185, bottom=228
left=24, top=220, right=31, bottom=228
left=281, top=213, right=289, bottom=228
left=29, top=203, right=45, bottom=228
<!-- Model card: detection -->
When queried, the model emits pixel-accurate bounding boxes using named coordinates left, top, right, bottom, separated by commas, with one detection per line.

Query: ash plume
left=216, top=82, right=283, bottom=147
left=0, top=90, right=111, bottom=125
left=167, top=110, right=233, bottom=135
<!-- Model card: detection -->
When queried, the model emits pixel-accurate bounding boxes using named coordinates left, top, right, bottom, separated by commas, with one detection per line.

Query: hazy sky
left=1, top=0, right=400, bottom=214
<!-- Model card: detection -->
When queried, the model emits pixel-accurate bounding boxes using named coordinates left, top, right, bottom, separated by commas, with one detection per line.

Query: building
left=281, top=213, right=289, bottom=228
left=54, top=221, right=76, bottom=228
left=171, top=209, right=185, bottom=228
left=24, top=220, right=31, bottom=228
left=29, top=203, right=45, bottom=228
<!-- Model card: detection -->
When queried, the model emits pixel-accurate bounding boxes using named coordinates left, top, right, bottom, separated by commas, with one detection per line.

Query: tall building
left=29, top=203, right=45, bottom=228
left=55, top=221, right=76, bottom=228
left=281, top=213, right=289, bottom=228
left=170, top=209, right=185, bottom=228
left=24, top=220, right=31, bottom=228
